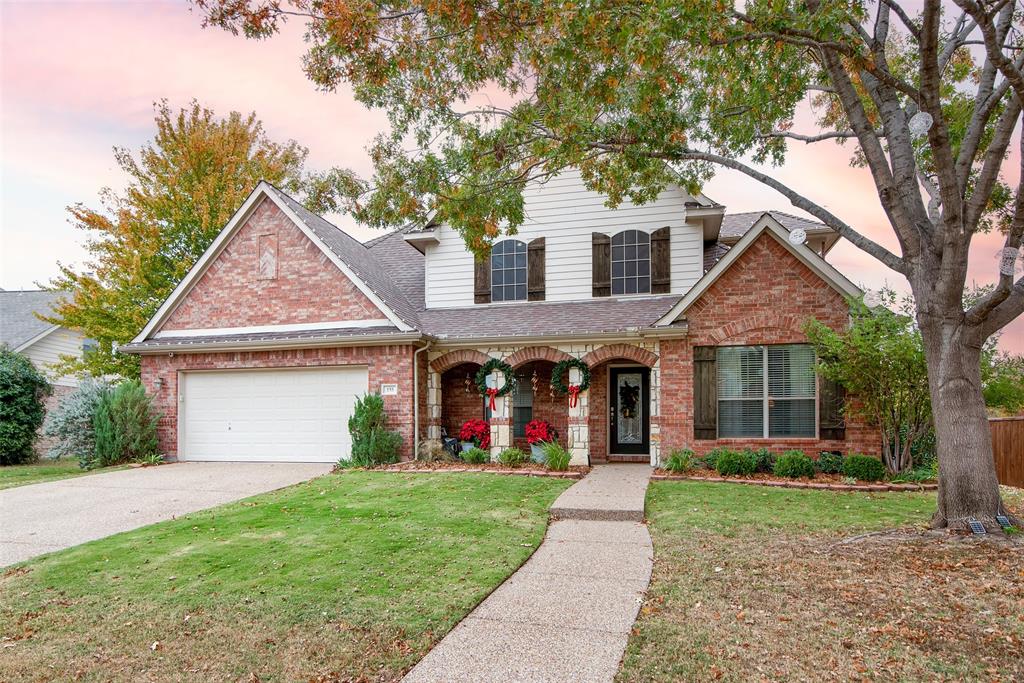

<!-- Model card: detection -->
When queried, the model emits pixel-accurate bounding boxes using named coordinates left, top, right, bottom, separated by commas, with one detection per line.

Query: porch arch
left=505, top=345, right=572, bottom=368
left=430, top=349, right=491, bottom=374
left=581, top=343, right=658, bottom=368
left=707, top=312, right=804, bottom=345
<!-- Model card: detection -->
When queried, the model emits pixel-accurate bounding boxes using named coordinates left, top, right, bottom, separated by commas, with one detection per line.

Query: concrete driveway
left=0, top=462, right=332, bottom=566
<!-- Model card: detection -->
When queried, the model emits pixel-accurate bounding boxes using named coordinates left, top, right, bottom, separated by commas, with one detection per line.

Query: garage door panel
left=181, top=367, right=368, bottom=463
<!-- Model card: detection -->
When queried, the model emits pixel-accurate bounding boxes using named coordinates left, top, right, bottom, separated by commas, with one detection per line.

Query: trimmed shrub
left=701, top=447, right=731, bottom=471
left=542, top=442, right=571, bottom=471
left=43, top=379, right=110, bottom=463
left=749, top=448, right=775, bottom=473
left=773, top=450, right=816, bottom=479
left=0, top=349, right=52, bottom=465
left=816, top=451, right=845, bottom=474
left=890, top=460, right=938, bottom=483
left=346, top=393, right=402, bottom=467
left=843, top=454, right=887, bottom=482
left=463, top=447, right=491, bottom=464
left=715, top=449, right=757, bottom=476
left=498, top=447, right=528, bottom=467
left=663, top=448, right=695, bottom=474
left=90, top=380, right=160, bottom=469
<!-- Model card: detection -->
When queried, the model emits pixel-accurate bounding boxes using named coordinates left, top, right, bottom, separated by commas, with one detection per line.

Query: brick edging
left=372, top=465, right=585, bottom=479
left=651, top=473, right=938, bottom=492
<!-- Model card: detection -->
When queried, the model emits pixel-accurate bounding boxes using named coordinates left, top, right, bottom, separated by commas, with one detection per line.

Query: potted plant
left=458, top=419, right=490, bottom=452
left=525, top=419, right=556, bottom=462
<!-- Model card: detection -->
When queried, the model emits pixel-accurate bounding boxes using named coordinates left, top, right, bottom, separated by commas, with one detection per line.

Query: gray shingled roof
left=0, top=290, right=64, bottom=349
left=121, top=325, right=413, bottom=351
left=265, top=185, right=421, bottom=328
left=366, top=231, right=426, bottom=311
left=417, top=295, right=682, bottom=340
left=719, top=211, right=833, bottom=242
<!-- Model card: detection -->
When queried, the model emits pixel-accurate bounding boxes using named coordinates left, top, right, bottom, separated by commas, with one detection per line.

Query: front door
left=609, top=367, right=650, bottom=455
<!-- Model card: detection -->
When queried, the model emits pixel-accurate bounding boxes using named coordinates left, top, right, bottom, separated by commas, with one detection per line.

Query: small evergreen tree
left=89, top=380, right=159, bottom=469
left=346, top=393, right=402, bottom=467
left=0, top=349, right=52, bottom=465
left=43, top=379, right=111, bottom=462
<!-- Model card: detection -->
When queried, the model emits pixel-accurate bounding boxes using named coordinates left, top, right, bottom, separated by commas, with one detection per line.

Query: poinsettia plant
left=459, top=419, right=490, bottom=449
left=525, top=419, right=556, bottom=445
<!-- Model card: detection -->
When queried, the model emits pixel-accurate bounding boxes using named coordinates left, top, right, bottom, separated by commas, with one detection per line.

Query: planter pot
left=530, top=443, right=546, bottom=463
left=461, top=441, right=474, bottom=453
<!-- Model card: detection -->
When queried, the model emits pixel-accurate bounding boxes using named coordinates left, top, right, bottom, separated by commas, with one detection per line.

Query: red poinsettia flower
left=459, top=419, right=491, bottom=449
left=525, top=419, right=555, bottom=445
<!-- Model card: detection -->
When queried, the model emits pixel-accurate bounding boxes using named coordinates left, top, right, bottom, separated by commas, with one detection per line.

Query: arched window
left=491, top=239, right=527, bottom=302
left=611, top=230, right=651, bottom=295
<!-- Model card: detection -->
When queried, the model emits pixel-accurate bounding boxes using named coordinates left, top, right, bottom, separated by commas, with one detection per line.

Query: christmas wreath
left=475, top=358, right=517, bottom=410
left=550, top=358, right=591, bottom=407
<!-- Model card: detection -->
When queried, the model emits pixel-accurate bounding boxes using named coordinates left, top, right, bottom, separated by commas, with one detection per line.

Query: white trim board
left=132, top=183, right=411, bottom=344
left=13, top=324, right=62, bottom=353
left=655, top=214, right=862, bottom=326
left=154, top=319, right=394, bottom=339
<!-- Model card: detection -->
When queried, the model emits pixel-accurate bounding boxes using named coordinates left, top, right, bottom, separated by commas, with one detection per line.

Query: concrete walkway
left=0, top=462, right=332, bottom=566
left=404, top=464, right=653, bottom=683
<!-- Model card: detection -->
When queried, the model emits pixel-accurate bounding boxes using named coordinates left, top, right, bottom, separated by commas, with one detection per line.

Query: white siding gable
left=424, top=169, right=706, bottom=308
left=22, top=327, right=86, bottom=387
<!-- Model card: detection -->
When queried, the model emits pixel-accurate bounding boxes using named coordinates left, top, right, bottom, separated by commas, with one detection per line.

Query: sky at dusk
left=0, top=0, right=1020, bottom=351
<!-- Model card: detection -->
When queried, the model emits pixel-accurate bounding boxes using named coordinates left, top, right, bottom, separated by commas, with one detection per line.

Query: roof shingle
left=0, top=290, right=65, bottom=349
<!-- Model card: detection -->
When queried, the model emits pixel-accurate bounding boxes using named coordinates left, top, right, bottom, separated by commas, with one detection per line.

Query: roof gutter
left=120, top=332, right=424, bottom=355
left=425, top=325, right=688, bottom=348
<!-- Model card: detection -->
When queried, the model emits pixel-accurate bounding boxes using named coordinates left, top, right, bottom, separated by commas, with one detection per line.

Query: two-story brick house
left=123, top=170, right=880, bottom=465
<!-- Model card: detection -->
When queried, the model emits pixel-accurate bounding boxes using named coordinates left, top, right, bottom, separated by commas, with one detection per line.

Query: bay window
left=717, top=344, right=817, bottom=438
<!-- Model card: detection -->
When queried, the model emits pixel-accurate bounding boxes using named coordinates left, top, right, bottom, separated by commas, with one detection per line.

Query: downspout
left=413, top=340, right=432, bottom=460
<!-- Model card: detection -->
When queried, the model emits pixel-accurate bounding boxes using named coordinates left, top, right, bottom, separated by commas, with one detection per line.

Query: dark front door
left=609, top=367, right=650, bottom=455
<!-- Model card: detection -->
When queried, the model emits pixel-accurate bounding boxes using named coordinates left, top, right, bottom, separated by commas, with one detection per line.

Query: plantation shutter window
left=716, top=344, right=817, bottom=438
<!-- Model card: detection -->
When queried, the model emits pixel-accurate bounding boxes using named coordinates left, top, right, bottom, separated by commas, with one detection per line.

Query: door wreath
left=475, top=358, right=517, bottom=410
left=550, top=358, right=591, bottom=407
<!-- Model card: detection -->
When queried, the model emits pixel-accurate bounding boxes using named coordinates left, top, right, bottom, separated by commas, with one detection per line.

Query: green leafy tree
left=982, top=352, right=1024, bottom=415
left=805, top=292, right=932, bottom=475
left=44, top=100, right=360, bottom=379
left=0, top=349, right=52, bottom=465
left=195, top=0, right=1024, bottom=531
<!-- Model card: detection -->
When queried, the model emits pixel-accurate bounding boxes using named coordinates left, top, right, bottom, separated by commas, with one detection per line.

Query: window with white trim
left=717, top=344, right=816, bottom=438
left=611, top=230, right=651, bottom=295
left=491, top=239, right=527, bottom=302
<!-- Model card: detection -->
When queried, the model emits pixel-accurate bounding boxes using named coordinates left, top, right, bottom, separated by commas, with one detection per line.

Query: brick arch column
left=581, top=343, right=659, bottom=368
left=505, top=345, right=572, bottom=368
left=707, top=312, right=804, bottom=345
left=430, top=349, right=491, bottom=374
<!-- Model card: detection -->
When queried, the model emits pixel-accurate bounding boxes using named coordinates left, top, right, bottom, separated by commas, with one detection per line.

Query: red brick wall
left=140, top=344, right=418, bottom=460
left=162, top=198, right=383, bottom=331
left=659, top=232, right=881, bottom=457
left=440, top=363, right=486, bottom=439
left=511, top=362, right=567, bottom=451
left=588, top=365, right=609, bottom=461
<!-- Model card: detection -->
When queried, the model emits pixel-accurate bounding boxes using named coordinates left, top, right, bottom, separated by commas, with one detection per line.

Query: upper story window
left=611, top=230, right=651, bottom=295
left=491, top=239, right=528, bottom=302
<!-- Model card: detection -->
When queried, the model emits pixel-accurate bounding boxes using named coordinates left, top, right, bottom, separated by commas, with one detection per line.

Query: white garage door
left=180, top=367, right=368, bottom=463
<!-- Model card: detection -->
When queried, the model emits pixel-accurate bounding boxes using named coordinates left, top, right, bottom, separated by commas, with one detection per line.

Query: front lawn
left=0, top=471, right=572, bottom=682
left=619, top=482, right=1024, bottom=682
left=0, top=459, right=95, bottom=490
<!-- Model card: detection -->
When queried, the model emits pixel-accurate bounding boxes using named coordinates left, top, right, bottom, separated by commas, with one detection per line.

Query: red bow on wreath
left=486, top=387, right=500, bottom=411
left=567, top=384, right=581, bottom=408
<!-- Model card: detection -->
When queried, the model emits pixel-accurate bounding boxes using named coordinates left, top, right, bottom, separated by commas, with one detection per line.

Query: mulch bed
left=653, top=468, right=937, bottom=492
left=372, top=461, right=589, bottom=479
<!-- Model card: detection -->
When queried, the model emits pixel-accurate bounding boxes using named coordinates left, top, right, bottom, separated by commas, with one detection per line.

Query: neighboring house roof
left=418, top=295, right=683, bottom=342
left=656, top=214, right=862, bottom=326
left=0, top=290, right=65, bottom=351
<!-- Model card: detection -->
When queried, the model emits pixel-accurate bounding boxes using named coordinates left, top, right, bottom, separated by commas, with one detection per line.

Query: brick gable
left=160, top=198, right=383, bottom=332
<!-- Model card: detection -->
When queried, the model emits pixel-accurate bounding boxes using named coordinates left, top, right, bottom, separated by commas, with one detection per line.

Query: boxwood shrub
left=773, top=450, right=816, bottom=479
left=701, top=447, right=731, bottom=471
left=715, top=449, right=757, bottom=476
left=749, top=447, right=775, bottom=473
left=816, top=451, right=845, bottom=474
left=842, top=454, right=887, bottom=482
left=498, top=447, right=528, bottom=466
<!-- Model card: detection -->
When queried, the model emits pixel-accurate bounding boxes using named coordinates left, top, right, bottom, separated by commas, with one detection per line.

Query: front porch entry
left=607, top=366, right=651, bottom=460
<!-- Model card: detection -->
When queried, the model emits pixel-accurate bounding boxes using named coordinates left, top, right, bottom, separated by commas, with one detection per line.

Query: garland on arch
left=475, top=358, right=517, bottom=410
left=550, top=358, right=591, bottom=407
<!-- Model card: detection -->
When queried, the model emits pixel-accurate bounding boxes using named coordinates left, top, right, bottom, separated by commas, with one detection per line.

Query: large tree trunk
left=918, top=313, right=1018, bottom=532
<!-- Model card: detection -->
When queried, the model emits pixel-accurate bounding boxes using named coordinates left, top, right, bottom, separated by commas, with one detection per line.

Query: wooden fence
left=991, top=416, right=1024, bottom=488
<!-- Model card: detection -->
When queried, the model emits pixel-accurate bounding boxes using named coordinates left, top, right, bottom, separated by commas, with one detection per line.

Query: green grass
left=618, top=482, right=1024, bottom=682
left=0, top=471, right=572, bottom=682
left=0, top=458, right=97, bottom=490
